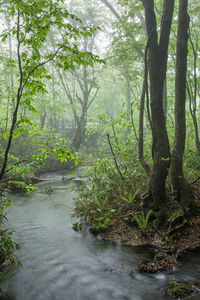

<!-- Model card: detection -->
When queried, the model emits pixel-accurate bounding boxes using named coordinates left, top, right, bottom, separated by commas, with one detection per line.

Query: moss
left=154, top=252, right=166, bottom=261
left=167, top=278, right=197, bottom=298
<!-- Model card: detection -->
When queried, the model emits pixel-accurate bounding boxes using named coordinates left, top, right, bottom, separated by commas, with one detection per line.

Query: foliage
left=74, top=151, right=147, bottom=234
left=167, top=278, right=192, bottom=297
left=89, top=196, right=116, bottom=233
left=0, top=196, right=21, bottom=281
left=0, top=0, right=102, bottom=181
left=0, top=0, right=101, bottom=279
left=133, top=209, right=154, bottom=234
left=169, top=210, right=184, bottom=221
left=120, top=189, right=140, bottom=204
left=0, top=129, right=78, bottom=194
left=185, top=150, right=200, bottom=177
left=161, top=231, right=173, bottom=243
left=0, top=0, right=200, bottom=285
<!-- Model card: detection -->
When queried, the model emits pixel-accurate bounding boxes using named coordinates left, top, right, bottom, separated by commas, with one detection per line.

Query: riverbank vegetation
left=1, top=0, right=200, bottom=296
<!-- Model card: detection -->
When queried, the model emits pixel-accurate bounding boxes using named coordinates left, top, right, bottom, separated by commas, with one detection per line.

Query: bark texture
left=138, top=74, right=151, bottom=176
left=170, top=0, right=191, bottom=207
left=143, top=0, right=174, bottom=208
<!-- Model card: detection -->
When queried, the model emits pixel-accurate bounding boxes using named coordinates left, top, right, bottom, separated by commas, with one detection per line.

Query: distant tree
left=0, top=0, right=100, bottom=180
left=100, top=0, right=151, bottom=174
left=53, top=0, right=103, bottom=150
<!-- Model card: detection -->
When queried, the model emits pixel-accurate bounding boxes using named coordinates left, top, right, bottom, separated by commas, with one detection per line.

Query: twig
left=189, top=176, right=200, bottom=185
left=107, top=133, right=124, bottom=180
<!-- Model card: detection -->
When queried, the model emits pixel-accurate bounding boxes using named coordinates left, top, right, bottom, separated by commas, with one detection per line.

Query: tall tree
left=142, top=0, right=174, bottom=208
left=170, top=0, right=192, bottom=208
left=187, top=27, right=200, bottom=153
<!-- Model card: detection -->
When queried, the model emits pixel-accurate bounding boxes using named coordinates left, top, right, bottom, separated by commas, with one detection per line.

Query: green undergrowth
left=73, top=148, right=200, bottom=238
left=0, top=193, right=21, bottom=283
left=166, top=278, right=200, bottom=298
left=73, top=155, right=154, bottom=235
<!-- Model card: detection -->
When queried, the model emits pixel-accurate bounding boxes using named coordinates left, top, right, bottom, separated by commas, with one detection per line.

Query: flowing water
left=1, top=171, right=200, bottom=300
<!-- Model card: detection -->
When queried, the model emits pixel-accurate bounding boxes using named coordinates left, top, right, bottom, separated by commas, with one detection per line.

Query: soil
left=100, top=187, right=200, bottom=273
left=102, top=213, right=200, bottom=253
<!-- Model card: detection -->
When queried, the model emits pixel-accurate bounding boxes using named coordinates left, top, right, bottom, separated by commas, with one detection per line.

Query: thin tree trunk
left=187, top=33, right=200, bottom=152
left=125, top=69, right=131, bottom=136
left=8, top=18, right=15, bottom=114
left=0, top=10, right=23, bottom=180
left=138, top=74, right=151, bottom=176
left=187, top=79, right=200, bottom=152
left=170, top=0, right=192, bottom=208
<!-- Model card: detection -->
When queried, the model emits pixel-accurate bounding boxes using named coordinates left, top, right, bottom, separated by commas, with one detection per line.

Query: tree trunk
left=163, top=79, right=167, bottom=116
left=170, top=0, right=193, bottom=208
left=138, top=74, right=151, bottom=176
left=143, top=0, right=174, bottom=208
left=72, top=111, right=87, bottom=150
left=187, top=79, right=200, bottom=152
left=187, top=33, right=200, bottom=153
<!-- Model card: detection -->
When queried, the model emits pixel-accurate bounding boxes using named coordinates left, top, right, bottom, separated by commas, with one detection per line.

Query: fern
left=133, top=209, right=154, bottom=233
left=120, top=189, right=140, bottom=204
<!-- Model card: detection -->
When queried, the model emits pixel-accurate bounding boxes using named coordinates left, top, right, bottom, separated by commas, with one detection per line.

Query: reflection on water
left=2, top=172, right=200, bottom=300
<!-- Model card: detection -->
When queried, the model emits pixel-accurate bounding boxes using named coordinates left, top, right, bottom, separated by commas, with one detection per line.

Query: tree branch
left=87, top=87, right=99, bottom=110
left=107, top=133, right=124, bottom=180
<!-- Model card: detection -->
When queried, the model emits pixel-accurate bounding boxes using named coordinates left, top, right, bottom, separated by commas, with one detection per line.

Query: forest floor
left=102, top=214, right=200, bottom=272
left=97, top=187, right=200, bottom=297
left=100, top=186, right=200, bottom=273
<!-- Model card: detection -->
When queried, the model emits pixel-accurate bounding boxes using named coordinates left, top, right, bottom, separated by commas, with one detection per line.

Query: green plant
left=0, top=197, right=21, bottom=280
left=162, top=231, right=173, bottom=243
left=73, top=142, right=147, bottom=235
left=91, top=196, right=108, bottom=215
left=120, top=189, right=140, bottom=204
left=169, top=210, right=184, bottom=221
left=0, top=0, right=102, bottom=181
left=72, top=222, right=82, bottom=231
left=169, top=278, right=178, bottom=287
left=168, top=278, right=191, bottom=297
left=92, top=217, right=111, bottom=233
left=89, top=196, right=115, bottom=233
left=133, top=209, right=154, bottom=233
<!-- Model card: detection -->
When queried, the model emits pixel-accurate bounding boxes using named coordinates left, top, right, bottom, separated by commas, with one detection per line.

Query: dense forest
left=1, top=0, right=200, bottom=298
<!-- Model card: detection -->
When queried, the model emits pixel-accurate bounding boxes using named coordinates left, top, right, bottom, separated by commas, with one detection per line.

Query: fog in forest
left=1, top=1, right=200, bottom=299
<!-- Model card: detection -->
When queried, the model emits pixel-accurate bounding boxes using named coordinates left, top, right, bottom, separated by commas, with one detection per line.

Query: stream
left=1, top=171, right=200, bottom=300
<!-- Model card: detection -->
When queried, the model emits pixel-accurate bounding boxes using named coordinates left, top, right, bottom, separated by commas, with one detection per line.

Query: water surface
left=2, top=171, right=200, bottom=299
